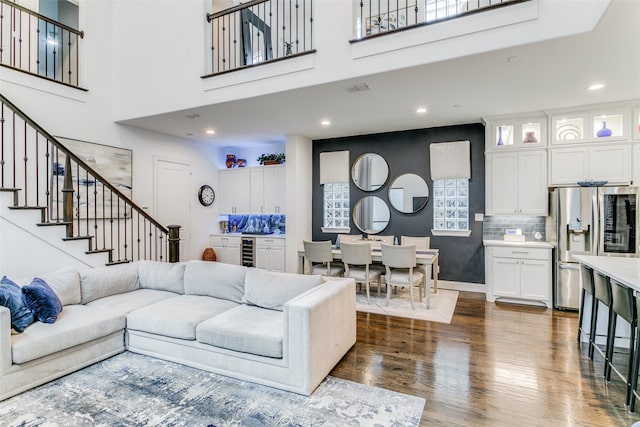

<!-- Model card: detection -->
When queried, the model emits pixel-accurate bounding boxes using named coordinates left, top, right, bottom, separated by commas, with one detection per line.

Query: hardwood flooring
left=330, top=291, right=640, bottom=426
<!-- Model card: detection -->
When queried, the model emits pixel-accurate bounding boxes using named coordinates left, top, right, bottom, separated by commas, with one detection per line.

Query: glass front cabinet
left=485, top=113, right=547, bottom=151
left=550, top=105, right=631, bottom=145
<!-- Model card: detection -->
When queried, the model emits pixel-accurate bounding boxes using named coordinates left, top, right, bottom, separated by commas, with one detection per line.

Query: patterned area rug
left=356, top=287, right=458, bottom=323
left=0, top=352, right=425, bottom=427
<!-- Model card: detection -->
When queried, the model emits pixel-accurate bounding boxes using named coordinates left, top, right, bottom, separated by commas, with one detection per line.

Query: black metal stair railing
left=353, top=0, right=529, bottom=40
left=204, top=0, right=315, bottom=77
left=0, top=93, right=171, bottom=264
left=0, top=0, right=84, bottom=89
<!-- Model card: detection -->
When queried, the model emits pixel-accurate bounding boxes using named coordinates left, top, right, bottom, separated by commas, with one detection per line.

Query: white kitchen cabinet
left=250, top=165, right=285, bottom=214
left=484, top=113, right=547, bottom=151
left=485, top=150, right=547, bottom=216
left=219, top=169, right=251, bottom=214
left=549, top=144, right=631, bottom=186
left=550, top=105, right=630, bottom=145
left=255, top=237, right=285, bottom=272
left=485, top=243, right=552, bottom=308
left=210, top=235, right=241, bottom=265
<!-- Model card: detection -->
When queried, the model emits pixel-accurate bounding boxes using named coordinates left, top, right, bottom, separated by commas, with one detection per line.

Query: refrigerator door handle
left=559, top=263, right=581, bottom=270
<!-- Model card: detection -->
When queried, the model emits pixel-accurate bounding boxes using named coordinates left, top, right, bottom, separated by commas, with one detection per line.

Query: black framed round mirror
left=388, top=173, right=429, bottom=213
left=352, top=196, right=390, bottom=234
left=351, top=153, right=389, bottom=192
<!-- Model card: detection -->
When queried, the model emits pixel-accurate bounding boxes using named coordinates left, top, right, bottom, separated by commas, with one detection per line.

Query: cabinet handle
left=512, top=251, right=529, bottom=254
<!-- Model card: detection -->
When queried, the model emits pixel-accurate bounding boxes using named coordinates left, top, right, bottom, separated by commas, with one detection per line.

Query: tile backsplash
left=483, top=215, right=546, bottom=241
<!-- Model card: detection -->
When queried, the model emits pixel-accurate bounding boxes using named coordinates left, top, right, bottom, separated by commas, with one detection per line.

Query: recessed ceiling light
left=206, top=129, right=215, bottom=135
left=588, top=83, right=605, bottom=91
left=321, top=120, right=331, bottom=126
left=416, top=107, right=427, bottom=114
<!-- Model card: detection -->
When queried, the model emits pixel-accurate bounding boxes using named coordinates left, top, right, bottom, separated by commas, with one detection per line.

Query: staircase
left=0, top=94, right=173, bottom=278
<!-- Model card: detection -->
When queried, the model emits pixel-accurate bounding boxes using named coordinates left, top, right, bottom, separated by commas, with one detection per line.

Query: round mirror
left=388, top=173, right=429, bottom=213
left=351, top=153, right=389, bottom=191
left=352, top=196, right=390, bottom=234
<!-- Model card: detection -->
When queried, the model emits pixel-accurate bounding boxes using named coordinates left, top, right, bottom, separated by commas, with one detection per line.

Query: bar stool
left=628, top=294, right=640, bottom=412
left=605, top=279, right=637, bottom=406
left=590, top=271, right=612, bottom=363
left=577, top=265, right=596, bottom=346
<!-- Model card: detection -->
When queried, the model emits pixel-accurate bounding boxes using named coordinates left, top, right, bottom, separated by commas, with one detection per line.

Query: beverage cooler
left=549, top=186, right=639, bottom=310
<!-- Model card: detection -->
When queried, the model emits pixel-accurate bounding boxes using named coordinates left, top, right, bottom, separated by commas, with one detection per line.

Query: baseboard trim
left=436, top=280, right=486, bottom=293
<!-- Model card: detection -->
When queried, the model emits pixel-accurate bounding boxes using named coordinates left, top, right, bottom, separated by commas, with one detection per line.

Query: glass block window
left=433, top=179, right=469, bottom=231
left=323, top=183, right=350, bottom=229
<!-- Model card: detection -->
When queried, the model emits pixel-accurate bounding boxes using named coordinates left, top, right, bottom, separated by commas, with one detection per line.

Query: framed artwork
left=51, top=137, right=133, bottom=219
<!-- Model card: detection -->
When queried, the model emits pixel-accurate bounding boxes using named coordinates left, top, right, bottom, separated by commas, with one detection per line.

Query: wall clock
left=198, top=184, right=215, bottom=206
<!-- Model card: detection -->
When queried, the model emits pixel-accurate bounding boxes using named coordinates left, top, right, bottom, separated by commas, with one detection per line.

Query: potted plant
left=257, top=153, right=285, bottom=165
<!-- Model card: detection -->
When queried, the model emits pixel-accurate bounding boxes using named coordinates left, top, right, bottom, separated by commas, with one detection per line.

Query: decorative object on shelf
left=257, top=153, right=285, bottom=165
left=557, top=124, right=581, bottom=141
left=197, top=184, right=215, bottom=206
left=596, top=121, right=612, bottom=138
left=496, top=126, right=504, bottom=146
left=225, top=154, right=237, bottom=168
left=202, top=247, right=217, bottom=261
left=578, top=180, right=608, bottom=187
left=523, top=131, right=538, bottom=143
left=236, top=158, right=247, bottom=167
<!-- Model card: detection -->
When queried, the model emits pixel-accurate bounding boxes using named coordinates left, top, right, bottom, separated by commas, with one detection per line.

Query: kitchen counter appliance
left=549, top=186, right=638, bottom=310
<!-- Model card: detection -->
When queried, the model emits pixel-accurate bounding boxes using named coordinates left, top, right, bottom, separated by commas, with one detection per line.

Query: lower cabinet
left=255, top=237, right=285, bottom=272
left=485, top=244, right=552, bottom=308
left=210, top=235, right=241, bottom=265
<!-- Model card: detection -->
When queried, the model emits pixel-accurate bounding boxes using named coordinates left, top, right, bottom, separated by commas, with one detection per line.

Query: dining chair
left=369, top=235, right=395, bottom=250
left=340, top=241, right=382, bottom=304
left=337, top=234, right=363, bottom=247
left=381, top=244, right=424, bottom=310
left=400, top=235, right=433, bottom=294
left=302, top=240, right=345, bottom=277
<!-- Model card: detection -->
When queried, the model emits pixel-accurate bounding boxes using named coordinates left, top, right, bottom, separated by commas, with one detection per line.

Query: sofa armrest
left=0, top=305, right=12, bottom=373
left=284, top=278, right=356, bottom=394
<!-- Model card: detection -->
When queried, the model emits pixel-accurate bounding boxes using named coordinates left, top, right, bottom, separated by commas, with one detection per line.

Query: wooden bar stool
left=605, top=279, right=637, bottom=406
left=590, top=271, right=612, bottom=363
left=578, top=265, right=596, bottom=346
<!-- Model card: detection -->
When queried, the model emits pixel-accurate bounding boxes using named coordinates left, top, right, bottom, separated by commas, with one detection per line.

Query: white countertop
left=211, top=233, right=286, bottom=239
left=573, top=255, right=640, bottom=292
left=483, top=239, right=554, bottom=249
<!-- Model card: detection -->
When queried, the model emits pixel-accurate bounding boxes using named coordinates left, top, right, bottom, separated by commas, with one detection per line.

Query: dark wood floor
left=330, top=291, right=640, bottom=426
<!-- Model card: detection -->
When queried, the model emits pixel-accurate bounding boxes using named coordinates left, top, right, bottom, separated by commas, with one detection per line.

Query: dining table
left=297, top=247, right=439, bottom=309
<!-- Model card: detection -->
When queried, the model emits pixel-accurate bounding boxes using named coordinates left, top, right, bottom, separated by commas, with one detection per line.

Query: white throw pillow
left=184, top=260, right=248, bottom=303
left=138, top=261, right=186, bottom=294
left=38, top=267, right=81, bottom=306
left=243, top=269, right=322, bottom=311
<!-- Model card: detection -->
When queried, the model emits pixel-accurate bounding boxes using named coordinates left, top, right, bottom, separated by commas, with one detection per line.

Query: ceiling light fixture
left=206, top=129, right=215, bottom=135
left=588, top=83, right=605, bottom=91
left=416, top=107, right=427, bottom=114
left=321, top=120, right=331, bottom=126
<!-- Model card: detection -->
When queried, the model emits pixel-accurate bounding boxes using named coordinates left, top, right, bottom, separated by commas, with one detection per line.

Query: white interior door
left=154, top=157, right=191, bottom=261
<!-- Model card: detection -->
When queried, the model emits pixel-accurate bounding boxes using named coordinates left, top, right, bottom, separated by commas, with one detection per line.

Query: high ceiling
left=123, top=0, right=640, bottom=147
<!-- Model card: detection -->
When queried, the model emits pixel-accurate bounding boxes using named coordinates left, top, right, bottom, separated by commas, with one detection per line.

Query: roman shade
left=429, top=140, right=470, bottom=180
left=319, top=150, right=350, bottom=184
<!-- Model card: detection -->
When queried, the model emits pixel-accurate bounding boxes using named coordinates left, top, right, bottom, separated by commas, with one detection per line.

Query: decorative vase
left=225, top=154, right=236, bottom=168
left=596, top=121, right=612, bottom=138
left=202, top=247, right=216, bottom=262
left=497, top=126, right=504, bottom=146
left=523, top=131, right=537, bottom=143
left=236, top=158, right=247, bottom=167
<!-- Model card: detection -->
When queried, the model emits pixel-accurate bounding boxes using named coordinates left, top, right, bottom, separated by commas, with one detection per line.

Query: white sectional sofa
left=0, top=260, right=356, bottom=401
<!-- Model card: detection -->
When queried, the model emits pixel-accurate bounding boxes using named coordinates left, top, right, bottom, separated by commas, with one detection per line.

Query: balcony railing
left=353, top=0, right=528, bottom=40
left=204, top=0, right=315, bottom=77
left=0, top=0, right=84, bottom=88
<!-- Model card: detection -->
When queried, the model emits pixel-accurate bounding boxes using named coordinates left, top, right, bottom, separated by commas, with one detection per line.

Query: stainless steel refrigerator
left=549, top=186, right=639, bottom=310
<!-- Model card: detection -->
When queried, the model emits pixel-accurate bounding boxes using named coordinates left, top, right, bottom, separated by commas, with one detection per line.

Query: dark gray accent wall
left=312, top=123, right=486, bottom=284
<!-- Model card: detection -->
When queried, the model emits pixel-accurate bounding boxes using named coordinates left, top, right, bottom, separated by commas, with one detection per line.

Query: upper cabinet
left=222, top=166, right=285, bottom=215
left=484, top=113, right=547, bottom=151
left=548, top=102, right=634, bottom=145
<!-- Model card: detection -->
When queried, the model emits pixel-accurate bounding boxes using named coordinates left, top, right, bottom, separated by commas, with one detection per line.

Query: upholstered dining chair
left=302, top=240, right=345, bottom=277
left=340, top=241, right=382, bottom=304
left=369, top=235, right=395, bottom=250
left=337, top=234, right=363, bottom=247
left=381, top=244, right=424, bottom=310
left=401, top=235, right=432, bottom=293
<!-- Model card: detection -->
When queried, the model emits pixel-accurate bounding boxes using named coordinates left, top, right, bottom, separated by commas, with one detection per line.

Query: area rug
left=0, top=352, right=425, bottom=427
left=356, top=287, right=458, bottom=324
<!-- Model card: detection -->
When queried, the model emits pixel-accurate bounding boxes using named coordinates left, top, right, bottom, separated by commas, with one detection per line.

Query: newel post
left=62, top=155, right=74, bottom=237
left=168, top=224, right=181, bottom=263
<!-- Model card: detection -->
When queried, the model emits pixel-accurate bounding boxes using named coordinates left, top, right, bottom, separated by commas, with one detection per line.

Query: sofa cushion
left=196, top=305, right=284, bottom=358
left=37, top=268, right=81, bottom=306
left=86, top=289, right=179, bottom=315
left=184, top=260, right=248, bottom=303
left=127, top=295, right=239, bottom=340
left=21, top=278, right=63, bottom=324
left=0, top=276, right=34, bottom=333
left=138, top=261, right=186, bottom=294
left=243, top=269, right=323, bottom=311
left=11, top=304, right=125, bottom=364
left=80, top=263, right=140, bottom=304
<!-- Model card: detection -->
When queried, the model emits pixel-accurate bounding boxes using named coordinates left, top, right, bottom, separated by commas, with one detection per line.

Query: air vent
left=346, top=83, right=370, bottom=93
left=184, top=113, right=201, bottom=119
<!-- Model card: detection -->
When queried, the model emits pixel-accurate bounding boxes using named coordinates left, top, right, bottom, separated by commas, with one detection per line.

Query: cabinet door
left=255, top=245, right=270, bottom=270
left=234, top=169, right=251, bottom=213
left=250, top=168, right=264, bottom=214
left=549, top=148, right=588, bottom=186
left=219, top=171, right=236, bottom=213
left=275, top=166, right=286, bottom=213
left=589, top=145, right=631, bottom=184
left=270, top=245, right=285, bottom=272
left=518, top=150, right=548, bottom=215
left=262, top=167, right=278, bottom=214
left=211, top=243, right=227, bottom=263
left=520, top=259, right=550, bottom=301
left=486, top=153, right=518, bottom=215
left=226, top=244, right=241, bottom=265
left=491, top=257, right=520, bottom=298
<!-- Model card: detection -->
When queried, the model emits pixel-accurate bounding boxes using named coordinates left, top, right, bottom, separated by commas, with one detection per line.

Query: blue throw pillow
left=0, top=276, right=35, bottom=332
left=22, top=278, right=63, bottom=324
